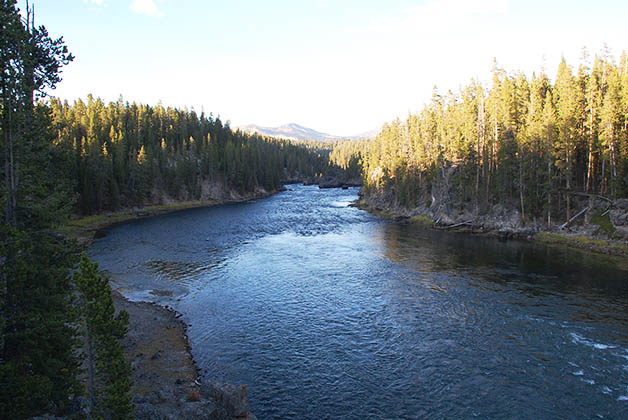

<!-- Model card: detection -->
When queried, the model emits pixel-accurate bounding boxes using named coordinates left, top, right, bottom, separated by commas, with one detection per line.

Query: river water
left=90, top=185, right=628, bottom=419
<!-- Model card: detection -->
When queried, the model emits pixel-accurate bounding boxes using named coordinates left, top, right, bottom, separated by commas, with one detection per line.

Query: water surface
left=90, top=185, right=628, bottom=419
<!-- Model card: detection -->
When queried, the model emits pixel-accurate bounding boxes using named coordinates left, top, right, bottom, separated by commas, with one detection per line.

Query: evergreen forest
left=361, top=52, right=628, bottom=227
left=50, top=97, right=338, bottom=214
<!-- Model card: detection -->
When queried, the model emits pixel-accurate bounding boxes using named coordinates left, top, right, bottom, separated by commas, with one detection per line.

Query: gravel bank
left=113, top=291, right=256, bottom=419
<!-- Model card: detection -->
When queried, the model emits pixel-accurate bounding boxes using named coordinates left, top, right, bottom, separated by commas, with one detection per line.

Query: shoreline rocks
left=318, top=177, right=363, bottom=189
left=357, top=192, right=628, bottom=258
left=112, top=292, right=256, bottom=419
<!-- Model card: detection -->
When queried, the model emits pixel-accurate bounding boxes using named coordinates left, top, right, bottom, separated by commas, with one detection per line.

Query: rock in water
left=318, top=177, right=343, bottom=188
left=200, top=382, right=256, bottom=419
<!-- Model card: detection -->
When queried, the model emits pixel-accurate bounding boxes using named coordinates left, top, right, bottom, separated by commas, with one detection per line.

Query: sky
left=24, top=0, right=628, bottom=136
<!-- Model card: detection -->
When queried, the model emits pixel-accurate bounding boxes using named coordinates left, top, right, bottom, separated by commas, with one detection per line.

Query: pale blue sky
left=27, top=0, right=628, bottom=135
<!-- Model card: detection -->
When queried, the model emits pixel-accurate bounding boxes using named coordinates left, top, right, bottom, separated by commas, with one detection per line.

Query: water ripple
left=90, top=185, right=628, bottom=419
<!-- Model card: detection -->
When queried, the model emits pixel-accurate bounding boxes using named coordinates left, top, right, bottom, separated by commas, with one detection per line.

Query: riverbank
left=354, top=198, right=628, bottom=261
left=74, top=191, right=272, bottom=419
left=113, top=291, right=256, bottom=419
left=61, top=188, right=279, bottom=247
left=81, top=184, right=628, bottom=418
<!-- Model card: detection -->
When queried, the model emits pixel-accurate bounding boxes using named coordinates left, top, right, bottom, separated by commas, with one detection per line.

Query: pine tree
left=600, top=66, right=622, bottom=197
left=1, top=1, right=77, bottom=418
left=360, top=49, right=628, bottom=228
left=74, top=253, right=134, bottom=420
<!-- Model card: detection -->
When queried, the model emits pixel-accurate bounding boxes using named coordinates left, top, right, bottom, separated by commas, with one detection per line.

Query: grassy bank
left=535, top=232, right=628, bottom=258
left=352, top=199, right=398, bottom=219
left=61, top=189, right=278, bottom=246
left=60, top=200, right=220, bottom=246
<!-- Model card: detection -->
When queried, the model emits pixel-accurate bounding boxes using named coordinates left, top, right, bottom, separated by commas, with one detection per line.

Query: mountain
left=346, top=127, right=380, bottom=140
left=237, top=123, right=378, bottom=142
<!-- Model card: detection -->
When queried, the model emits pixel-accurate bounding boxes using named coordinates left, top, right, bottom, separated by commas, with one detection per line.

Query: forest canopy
left=49, top=96, right=341, bottom=214
left=361, top=50, right=628, bottom=226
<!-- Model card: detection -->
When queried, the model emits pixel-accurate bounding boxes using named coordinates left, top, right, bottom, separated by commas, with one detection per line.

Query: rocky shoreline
left=58, top=190, right=276, bottom=419
left=355, top=193, right=628, bottom=260
left=112, top=291, right=256, bottom=419
left=282, top=172, right=362, bottom=189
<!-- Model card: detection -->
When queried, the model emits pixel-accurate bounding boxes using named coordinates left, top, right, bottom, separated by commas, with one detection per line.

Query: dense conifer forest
left=361, top=51, right=628, bottom=227
left=329, top=138, right=367, bottom=181
left=49, top=96, right=340, bottom=214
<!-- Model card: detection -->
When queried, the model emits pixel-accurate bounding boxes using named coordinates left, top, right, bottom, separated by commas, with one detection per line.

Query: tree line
left=50, top=96, right=335, bottom=215
left=361, top=49, right=628, bottom=226
left=329, top=138, right=368, bottom=180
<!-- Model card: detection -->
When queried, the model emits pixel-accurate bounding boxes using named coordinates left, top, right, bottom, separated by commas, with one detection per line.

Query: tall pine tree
left=1, top=0, right=78, bottom=418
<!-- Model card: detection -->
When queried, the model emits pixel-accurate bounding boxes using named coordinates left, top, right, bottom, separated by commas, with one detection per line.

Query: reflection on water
left=90, top=185, right=628, bottom=419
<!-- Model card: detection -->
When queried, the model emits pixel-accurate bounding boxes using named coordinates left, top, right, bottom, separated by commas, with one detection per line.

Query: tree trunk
left=566, top=135, right=571, bottom=228
left=601, top=155, right=606, bottom=195
left=547, top=161, right=552, bottom=228
left=586, top=105, right=594, bottom=192
left=610, top=133, right=617, bottom=198
left=519, top=155, right=525, bottom=222
left=4, top=99, right=17, bottom=228
left=86, top=325, right=96, bottom=419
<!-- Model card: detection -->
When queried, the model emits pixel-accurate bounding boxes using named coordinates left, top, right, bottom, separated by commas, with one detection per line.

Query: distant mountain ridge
left=237, top=122, right=378, bottom=141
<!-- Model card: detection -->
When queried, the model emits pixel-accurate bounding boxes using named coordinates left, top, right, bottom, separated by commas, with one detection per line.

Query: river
left=89, top=184, right=628, bottom=419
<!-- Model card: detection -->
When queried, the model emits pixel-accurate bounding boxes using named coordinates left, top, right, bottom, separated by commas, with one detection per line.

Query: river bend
left=90, top=185, right=628, bottom=419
